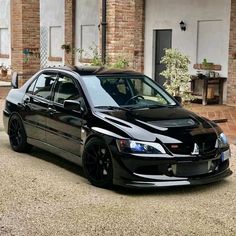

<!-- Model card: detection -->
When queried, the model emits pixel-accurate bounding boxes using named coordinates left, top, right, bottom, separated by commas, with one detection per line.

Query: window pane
left=54, top=75, right=79, bottom=104
left=33, top=73, right=57, bottom=100
left=81, top=75, right=176, bottom=107
left=27, top=79, right=37, bottom=94
left=130, top=78, right=168, bottom=105
left=49, top=26, right=63, bottom=58
left=0, top=28, right=9, bottom=55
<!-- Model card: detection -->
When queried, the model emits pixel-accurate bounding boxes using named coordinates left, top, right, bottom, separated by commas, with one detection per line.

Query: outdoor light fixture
left=180, top=21, right=186, bottom=31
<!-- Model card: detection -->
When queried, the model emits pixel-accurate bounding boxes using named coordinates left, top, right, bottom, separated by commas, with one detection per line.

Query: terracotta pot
left=1, top=69, right=7, bottom=77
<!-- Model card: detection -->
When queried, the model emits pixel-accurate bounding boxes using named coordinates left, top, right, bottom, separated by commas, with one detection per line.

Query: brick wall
left=106, top=0, right=145, bottom=72
left=11, top=0, right=40, bottom=86
left=227, top=0, right=236, bottom=105
left=64, top=0, right=75, bottom=66
left=134, top=0, right=145, bottom=72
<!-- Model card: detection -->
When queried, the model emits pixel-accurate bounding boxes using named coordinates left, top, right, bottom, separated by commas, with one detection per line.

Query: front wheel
left=9, top=114, right=31, bottom=152
left=82, top=138, right=113, bottom=188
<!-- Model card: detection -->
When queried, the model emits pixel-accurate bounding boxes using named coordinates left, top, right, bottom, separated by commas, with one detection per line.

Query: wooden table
left=191, top=76, right=227, bottom=105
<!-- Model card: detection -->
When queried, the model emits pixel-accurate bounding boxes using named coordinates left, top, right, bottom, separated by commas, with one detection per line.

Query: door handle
left=48, top=107, right=57, bottom=116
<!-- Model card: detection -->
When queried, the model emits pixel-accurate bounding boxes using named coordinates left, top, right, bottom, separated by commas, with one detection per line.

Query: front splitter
left=114, top=168, right=233, bottom=188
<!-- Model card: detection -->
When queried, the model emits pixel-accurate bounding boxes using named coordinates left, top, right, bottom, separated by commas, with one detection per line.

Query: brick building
left=0, top=0, right=236, bottom=104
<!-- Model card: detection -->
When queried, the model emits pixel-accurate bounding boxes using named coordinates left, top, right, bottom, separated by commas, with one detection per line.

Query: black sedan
left=3, top=66, right=232, bottom=188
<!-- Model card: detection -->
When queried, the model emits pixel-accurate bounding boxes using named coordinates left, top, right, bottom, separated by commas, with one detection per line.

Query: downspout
left=101, top=0, right=107, bottom=64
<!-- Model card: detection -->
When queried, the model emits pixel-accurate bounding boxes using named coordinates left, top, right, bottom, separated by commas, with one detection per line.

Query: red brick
left=64, top=0, right=75, bottom=66
left=106, top=0, right=144, bottom=72
left=228, top=0, right=236, bottom=104
left=11, top=0, right=40, bottom=86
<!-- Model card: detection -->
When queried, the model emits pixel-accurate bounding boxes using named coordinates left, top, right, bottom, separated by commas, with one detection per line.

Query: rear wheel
left=82, top=138, right=113, bottom=188
left=9, top=114, right=31, bottom=152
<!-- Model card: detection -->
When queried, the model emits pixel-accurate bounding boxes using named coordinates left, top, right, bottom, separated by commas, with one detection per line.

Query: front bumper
left=112, top=150, right=232, bottom=188
left=114, top=168, right=232, bottom=188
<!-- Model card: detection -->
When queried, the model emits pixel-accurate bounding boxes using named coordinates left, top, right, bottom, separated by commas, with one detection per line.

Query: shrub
left=160, top=48, right=193, bottom=103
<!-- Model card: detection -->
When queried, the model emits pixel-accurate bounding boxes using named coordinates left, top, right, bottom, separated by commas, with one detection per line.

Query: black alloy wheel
left=82, top=138, right=113, bottom=188
left=9, top=114, right=30, bottom=152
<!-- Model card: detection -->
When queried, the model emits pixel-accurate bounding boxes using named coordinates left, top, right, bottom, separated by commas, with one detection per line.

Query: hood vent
left=105, top=117, right=131, bottom=128
left=148, top=118, right=197, bottom=128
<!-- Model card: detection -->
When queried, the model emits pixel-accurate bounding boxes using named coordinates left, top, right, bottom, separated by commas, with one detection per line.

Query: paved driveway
left=0, top=131, right=235, bottom=236
left=0, top=86, right=236, bottom=235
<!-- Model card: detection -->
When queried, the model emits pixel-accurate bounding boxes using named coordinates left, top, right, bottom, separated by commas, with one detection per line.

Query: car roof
left=44, top=66, right=143, bottom=76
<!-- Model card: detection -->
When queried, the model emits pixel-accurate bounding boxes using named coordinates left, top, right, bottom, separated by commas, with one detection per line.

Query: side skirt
left=28, top=138, right=82, bottom=166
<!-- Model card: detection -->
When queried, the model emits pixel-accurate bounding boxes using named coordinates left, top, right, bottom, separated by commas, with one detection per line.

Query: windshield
left=81, top=75, right=177, bottom=109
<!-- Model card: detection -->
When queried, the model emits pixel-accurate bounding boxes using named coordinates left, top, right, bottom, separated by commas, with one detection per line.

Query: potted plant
left=61, top=43, right=71, bottom=54
left=0, top=64, right=9, bottom=77
left=160, top=48, right=193, bottom=104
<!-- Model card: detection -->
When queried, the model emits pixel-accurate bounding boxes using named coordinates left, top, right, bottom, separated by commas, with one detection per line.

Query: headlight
left=216, top=133, right=229, bottom=148
left=116, top=139, right=166, bottom=154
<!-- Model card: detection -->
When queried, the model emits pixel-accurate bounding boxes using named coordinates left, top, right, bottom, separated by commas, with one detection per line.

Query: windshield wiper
left=94, top=106, right=130, bottom=111
left=148, top=104, right=177, bottom=108
left=128, top=104, right=177, bottom=110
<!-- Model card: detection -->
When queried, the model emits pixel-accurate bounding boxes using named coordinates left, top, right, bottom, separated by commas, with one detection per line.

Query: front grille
left=166, top=143, right=194, bottom=155
left=165, top=139, right=216, bottom=155
left=172, top=162, right=209, bottom=177
left=198, top=140, right=216, bottom=153
left=134, top=159, right=227, bottom=177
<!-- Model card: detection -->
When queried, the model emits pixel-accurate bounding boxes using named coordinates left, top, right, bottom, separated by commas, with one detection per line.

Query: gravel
left=0, top=131, right=235, bottom=236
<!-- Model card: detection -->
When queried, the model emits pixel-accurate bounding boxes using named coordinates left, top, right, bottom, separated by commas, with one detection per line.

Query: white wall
left=40, top=0, right=65, bottom=67
left=0, top=0, right=10, bottom=68
left=144, top=0, right=231, bottom=78
left=75, top=0, right=99, bottom=65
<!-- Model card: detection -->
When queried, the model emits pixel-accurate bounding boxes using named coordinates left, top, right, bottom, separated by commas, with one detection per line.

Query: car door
left=22, top=72, right=57, bottom=142
left=46, top=72, right=86, bottom=158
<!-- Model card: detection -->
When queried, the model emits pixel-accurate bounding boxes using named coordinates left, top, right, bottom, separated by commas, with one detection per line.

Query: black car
left=3, top=66, right=232, bottom=188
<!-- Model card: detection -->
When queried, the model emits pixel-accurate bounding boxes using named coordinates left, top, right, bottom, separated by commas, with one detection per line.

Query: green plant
left=61, top=44, right=71, bottom=54
left=202, top=58, right=213, bottom=70
left=22, top=48, right=40, bottom=63
left=112, top=57, right=129, bottom=69
left=160, top=48, right=193, bottom=103
left=62, top=43, right=129, bottom=69
left=88, top=45, right=104, bottom=66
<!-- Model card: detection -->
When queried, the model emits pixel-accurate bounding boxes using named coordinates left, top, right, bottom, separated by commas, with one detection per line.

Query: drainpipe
left=101, top=0, right=107, bottom=64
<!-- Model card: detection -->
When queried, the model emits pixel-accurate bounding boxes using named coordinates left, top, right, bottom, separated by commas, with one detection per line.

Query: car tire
left=82, top=137, right=113, bottom=188
left=9, top=114, right=31, bottom=152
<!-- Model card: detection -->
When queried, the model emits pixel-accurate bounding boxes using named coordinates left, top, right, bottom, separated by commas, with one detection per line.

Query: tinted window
left=27, top=79, right=37, bottom=94
left=53, top=74, right=79, bottom=104
left=81, top=75, right=176, bottom=107
left=33, top=73, right=57, bottom=100
left=130, top=77, right=168, bottom=105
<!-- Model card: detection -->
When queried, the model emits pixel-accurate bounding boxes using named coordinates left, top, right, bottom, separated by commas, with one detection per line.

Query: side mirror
left=11, top=72, right=19, bottom=89
left=64, top=100, right=82, bottom=112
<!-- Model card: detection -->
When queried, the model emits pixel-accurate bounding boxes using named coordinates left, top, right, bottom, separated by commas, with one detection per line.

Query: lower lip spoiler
left=122, top=168, right=233, bottom=188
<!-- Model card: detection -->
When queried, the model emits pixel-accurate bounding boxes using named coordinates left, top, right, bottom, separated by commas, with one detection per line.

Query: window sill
left=48, top=56, right=62, bottom=62
left=0, top=54, right=9, bottom=59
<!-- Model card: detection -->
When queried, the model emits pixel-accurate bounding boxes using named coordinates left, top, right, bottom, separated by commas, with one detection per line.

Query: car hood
left=93, top=107, right=221, bottom=154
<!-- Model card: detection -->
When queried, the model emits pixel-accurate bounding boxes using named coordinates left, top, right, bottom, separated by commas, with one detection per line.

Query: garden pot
left=1, top=69, right=8, bottom=77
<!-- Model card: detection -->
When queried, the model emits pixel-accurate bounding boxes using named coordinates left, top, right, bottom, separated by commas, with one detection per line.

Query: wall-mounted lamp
left=180, top=21, right=186, bottom=31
